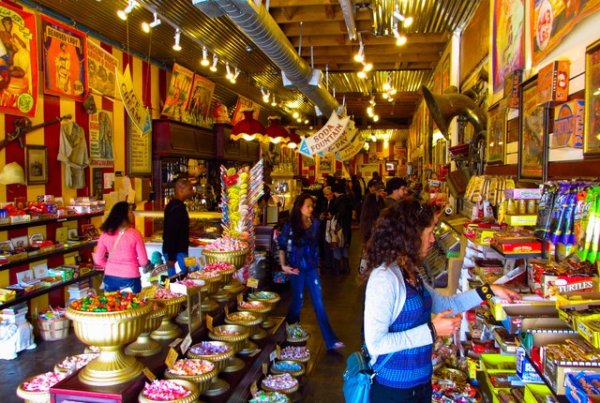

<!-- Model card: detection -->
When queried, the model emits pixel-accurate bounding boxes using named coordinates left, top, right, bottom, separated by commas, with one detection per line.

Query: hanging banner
left=117, top=64, right=151, bottom=133
left=184, top=74, right=215, bottom=126
left=231, top=96, right=261, bottom=125
left=336, top=137, right=365, bottom=161
left=40, top=15, right=87, bottom=101
left=87, top=40, right=118, bottom=98
left=324, top=121, right=358, bottom=154
left=0, top=3, right=38, bottom=116
left=162, top=63, right=194, bottom=120
left=298, top=111, right=350, bottom=157
left=89, top=109, right=114, bottom=167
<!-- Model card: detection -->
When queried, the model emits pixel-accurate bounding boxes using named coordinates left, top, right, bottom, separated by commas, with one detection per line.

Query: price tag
left=169, top=338, right=182, bottom=348
left=224, top=304, right=229, bottom=316
left=164, top=277, right=170, bottom=290
left=247, top=277, right=259, bottom=288
left=276, top=344, right=281, bottom=358
left=262, top=362, right=268, bottom=375
left=165, top=347, right=178, bottom=369
left=181, top=333, right=192, bottom=354
left=206, top=314, right=214, bottom=332
left=237, top=293, right=243, bottom=304
left=142, top=367, right=156, bottom=382
left=184, top=256, right=198, bottom=268
left=250, top=381, right=258, bottom=396
left=269, top=349, right=277, bottom=362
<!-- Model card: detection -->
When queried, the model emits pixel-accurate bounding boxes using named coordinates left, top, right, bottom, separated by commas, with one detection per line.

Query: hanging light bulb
left=382, top=92, right=389, bottom=99
left=117, top=0, right=137, bottom=20
left=230, top=67, right=240, bottom=83
left=362, top=62, right=373, bottom=72
left=271, top=94, right=277, bottom=107
left=210, top=54, right=218, bottom=72
left=292, top=111, right=299, bottom=119
left=367, top=106, right=374, bottom=116
left=304, top=119, right=309, bottom=124
left=396, top=34, right=407, bottom=46
left=225, top=62, right=233, bottom=80
left=172, top=28, right=182, bottom=51
left=373, top=115, right=380, bottom=122
left=200, top=46, right=210, bottom=67
left=296, top=117, right=302, bottom=123
left=261, top=87, right=270, bottom=103
left=353, top=41, right=364, bottom=63
left=357, top=70, right=367, bottom=79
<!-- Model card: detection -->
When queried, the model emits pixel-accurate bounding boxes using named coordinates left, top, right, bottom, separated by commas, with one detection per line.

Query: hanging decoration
left=40, top=15, right=87, bottom=101
left=161, top=63, right=194, bottom=120
left=337, top=137, right=366, bottom=161
left=266, top=116, right=290, bottom=144
left=117, top=64, right=151, bottom=133
left=87, top=40, right=118, bottom=99
left=0, top=3, right=38, bottom=117
left=298, top=111, right=350, bottom=157
left=323, top=119, right=358, bottom=154
left=231, top=108, right=266, bottom=142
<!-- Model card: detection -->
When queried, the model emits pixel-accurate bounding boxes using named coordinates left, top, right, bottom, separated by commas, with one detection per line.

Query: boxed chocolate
left=552, top=99, right=585, bottom=148
left=537, top=60, right=570, bottom=105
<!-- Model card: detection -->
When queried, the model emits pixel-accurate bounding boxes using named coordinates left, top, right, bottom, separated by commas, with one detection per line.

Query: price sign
left=247, top=278, right=259, bottom=289
left=169, top=338, right=182, bottom=348
left=262, top=362, right=268, bottom=375
left=206, top=314, right=214, bottom=332
left=165, top=347, right=178, bottom=369
left=164, top=277, right=170, bottom=290
left=276, top=344, right=281, bottom=358
left=269, top=349, right=278, bottom=362
left=250, top=381, right=258, bottom=396
left=181, top=333, right=192, bottom=354
left=184, top=256, right=198, bottom=269
left=142, top=367, right=156, bottom=382
left=237, top=293, right=243, bottom=304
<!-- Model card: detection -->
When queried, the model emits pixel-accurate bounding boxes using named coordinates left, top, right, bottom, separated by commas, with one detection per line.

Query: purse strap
left=371, top=352, right=394, bottom=376
left=107, top=228, right=126, bottom=264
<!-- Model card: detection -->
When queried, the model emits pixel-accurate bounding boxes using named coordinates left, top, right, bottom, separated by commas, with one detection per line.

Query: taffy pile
left=142, top=380, right=191, bottom=400
left=204, top=235, right=248, bottom=252
left=279, top=346, right=310, bottom=361
left=189, top=341, right=230, bottom=355
left=261, top=373, right=298, bottom=390
left=153, top=288, right=183, bottom=300
left=21, top=372, right=66, bottom=392
left=167, top=359, right=214, bottom=376
left=202, top=262, right=236, bottom=272
left=69, top=292, right=144, bottom=312
left=227, top=312, right=257, bottom=322
left=56, top=353, right=99, bottom=372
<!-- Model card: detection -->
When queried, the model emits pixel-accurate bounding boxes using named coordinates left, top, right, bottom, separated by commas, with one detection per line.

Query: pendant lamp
left=266, top=116, right=290, bottom=144
left=286, top=127, right=301, bottom=149
left=230, top=108, right=266, bottom=142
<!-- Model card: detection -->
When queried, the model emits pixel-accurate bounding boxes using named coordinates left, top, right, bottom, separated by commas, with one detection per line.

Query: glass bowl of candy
left=271, top=360, right=305, bottom=377
left=138, top=379, right=199, bottom=403
left=261, top=373, right=299, bottom=394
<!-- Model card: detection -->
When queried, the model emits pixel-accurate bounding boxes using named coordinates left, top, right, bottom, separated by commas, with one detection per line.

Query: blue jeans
left=370, top=380, right=432, bottom=403
left=287, top=269, right=339, bottom=349
left=163, top=252, right=188, bottom=277
left=103, top=275, right=142, bottom=293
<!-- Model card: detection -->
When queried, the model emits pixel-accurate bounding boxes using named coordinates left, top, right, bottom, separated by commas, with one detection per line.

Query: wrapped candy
left=189, top=341, right=230, bottom=355
left=167, top=359, right=215, bottom=376
left=261, top=373, right=298, bottom=390
left=142, top=380, right=191, bottom=400
left=250, top=390, right=290, bottom=403
left=153, top=288, right=184, bottom=299
left=21, top=372, right=67, bottom=392
left=279, top=346, right=310, bottom=361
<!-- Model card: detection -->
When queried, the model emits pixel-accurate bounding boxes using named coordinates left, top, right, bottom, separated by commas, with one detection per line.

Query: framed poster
left=87, top=40, right=117, bottom=98
left=584, top=39, right=600, bottom=157
left=518, top=75, right=547, bottom=180
left=185, top=74, right=215, bottom=126
left=318, top=154, right=334, bottom=175
left=40, top=15, right=87, bottom=101
left=492, top=0, right=525, bottom=93
left=25, top=145, right=48, bottom=185
left=487, top=101, right=506, bottom=164
left=89, top=110, right=114, bottom=167
left=127, top=119, right=152, bottom=175
left=0, top=3, right=39, bottom=116
left=231, top=96, right=261, bottom=125
left=161, top=63, right=194, bottom=120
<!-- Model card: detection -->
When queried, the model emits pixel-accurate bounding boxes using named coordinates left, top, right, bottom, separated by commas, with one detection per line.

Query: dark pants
left=369, top=380, right=432, bottom=403
left=103, top=275, right=142, bottom=293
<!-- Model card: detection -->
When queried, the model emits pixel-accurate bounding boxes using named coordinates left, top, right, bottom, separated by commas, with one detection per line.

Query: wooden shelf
left=0, top=241, right=97, bottom=272
left=0, top=270, right=101, bottom=310
left=0, top=211, right=104, bottom=232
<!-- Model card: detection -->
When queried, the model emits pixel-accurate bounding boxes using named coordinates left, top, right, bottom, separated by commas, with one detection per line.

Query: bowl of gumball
left=66, top=292, right=151, bottom=386
left=164, top=358, right=218, bottom=395
left=138, top=379, right=199, bottom=403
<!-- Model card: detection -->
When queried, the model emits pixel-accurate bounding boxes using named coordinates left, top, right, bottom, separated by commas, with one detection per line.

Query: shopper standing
left=359, top=179, right=385, bottom=243
left=93, top=202, right=148, bottom=293
left=332, top=182, right=353, bottom=274
left=278, top=193, right=345, bottom=351
left=363, top=199, right=521, bottom=402
left=384, top=177, right=409, bottom=208
left=163, top=178, right=194, bottom=277
left=317, top=186, right=336, bottom=273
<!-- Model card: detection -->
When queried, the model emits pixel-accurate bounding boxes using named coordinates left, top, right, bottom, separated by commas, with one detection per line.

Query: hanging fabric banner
left=324, top=120, right=358, bottom=154
left=336, top=137, right=365, bottom=161
left=117, top=64, right=151, bottom=133
left=298, top=111, right=350, bottom=157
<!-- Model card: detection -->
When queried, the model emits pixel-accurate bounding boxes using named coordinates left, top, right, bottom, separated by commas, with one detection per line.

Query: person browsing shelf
left=163, top=178, right=194, bottom=277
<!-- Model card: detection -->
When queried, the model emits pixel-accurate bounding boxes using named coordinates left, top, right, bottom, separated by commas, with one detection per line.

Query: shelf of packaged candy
left=0, top=211, right=104, bottom=231
left=0, top=240, right=97, bottom=272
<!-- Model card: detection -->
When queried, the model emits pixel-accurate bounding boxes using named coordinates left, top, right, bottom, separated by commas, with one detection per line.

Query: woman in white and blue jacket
left=363, top=199, right=520, bottom=402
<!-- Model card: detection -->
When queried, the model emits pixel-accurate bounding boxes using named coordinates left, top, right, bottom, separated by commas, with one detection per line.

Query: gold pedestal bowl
left=150, top=295, right=186, bottom=340
left=247, top=291, right=281, bottom=305
left=187, top=341, right=234, bottom=396
left=66, top=303, right=152, bottom=386
left=224, top=311, right=262, bottom=354
left=209, top=325, right=250, bottom=373
left=126, top=301, right=166, bottom=357
left=271, top=360, right=306, bottom=377
left=138, top=379, right=200, bottom=403
left=164, top=359, right=218, bottom=396
left=17, top=374, right=59, bottom=403
left=223, top=279, right=245, bottom=295
left=189, top=272, right=222, bottom=295
left=202, top=249, right=248, bottom=270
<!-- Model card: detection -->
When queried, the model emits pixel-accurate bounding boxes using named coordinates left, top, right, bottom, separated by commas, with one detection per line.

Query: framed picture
left=518, top=75, right=549, bottom=181
left=486, top=101, right=506, bottom=164
left=584, top=39, right=600, bottom=157
left=25, top=145, right=48, bottom=185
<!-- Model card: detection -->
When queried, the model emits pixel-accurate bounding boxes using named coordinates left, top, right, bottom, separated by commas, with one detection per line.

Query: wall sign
left=117, top=64, right=151, bottom=133
left=127, top=120, right=152, bottom=175
left=89, top=109, right=114, bottom=167
left=87, top=40, right=117, bottom=99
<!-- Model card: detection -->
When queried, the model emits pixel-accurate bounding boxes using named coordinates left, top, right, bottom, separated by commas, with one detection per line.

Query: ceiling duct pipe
left=192, top=0, right=339, bottom=117
left=338, top=0, right=357, bottom=40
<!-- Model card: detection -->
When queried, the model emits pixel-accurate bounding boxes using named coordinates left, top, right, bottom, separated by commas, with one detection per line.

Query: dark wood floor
left=1, top=230, right=364, bottom=402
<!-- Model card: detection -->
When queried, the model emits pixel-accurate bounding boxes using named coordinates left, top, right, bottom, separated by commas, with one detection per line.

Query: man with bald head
left=163, top=178, right=194, bottom=277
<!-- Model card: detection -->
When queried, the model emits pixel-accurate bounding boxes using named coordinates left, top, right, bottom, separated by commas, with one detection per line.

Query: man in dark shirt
left=384, top=177, right=408, bottom=208
left=163, top=178, right=193, bottom=277
left=360, top=180, right=385, bottom=243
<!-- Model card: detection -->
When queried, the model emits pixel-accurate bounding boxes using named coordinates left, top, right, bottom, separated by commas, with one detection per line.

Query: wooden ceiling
left=29, top=0, right=481, bottom=129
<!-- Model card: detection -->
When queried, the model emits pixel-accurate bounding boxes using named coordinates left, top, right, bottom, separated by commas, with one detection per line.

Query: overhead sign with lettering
left=336, top=137, right=365, bottom=161
left=117, top=64, right=151, bottom=133
left=324, top=120, right=358, bottom=154
left=299, top=112, right=350, bottom=157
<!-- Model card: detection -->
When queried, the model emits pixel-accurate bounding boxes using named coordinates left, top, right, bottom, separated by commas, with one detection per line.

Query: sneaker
left=329, top=341, right=345, bottom=351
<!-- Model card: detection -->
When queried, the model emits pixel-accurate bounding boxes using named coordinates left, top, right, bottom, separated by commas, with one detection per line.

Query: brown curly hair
left=364, top=198, right=434, bottom=280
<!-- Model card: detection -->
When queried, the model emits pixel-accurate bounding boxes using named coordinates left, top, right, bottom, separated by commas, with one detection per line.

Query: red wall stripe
left=75, top=102, right=89, bottom=198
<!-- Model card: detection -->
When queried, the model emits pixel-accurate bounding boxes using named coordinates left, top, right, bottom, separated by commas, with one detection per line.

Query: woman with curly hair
left=278, top=193, right=345, bottom=351
left=363, top=199, right=520, bottom=402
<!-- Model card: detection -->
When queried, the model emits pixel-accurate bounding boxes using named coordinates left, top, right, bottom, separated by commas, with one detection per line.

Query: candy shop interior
left=0, top=0, right=599, bottom=402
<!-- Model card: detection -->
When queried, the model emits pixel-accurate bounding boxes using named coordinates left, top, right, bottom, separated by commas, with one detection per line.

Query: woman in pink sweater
left=93, top=202, right=148, bottom=293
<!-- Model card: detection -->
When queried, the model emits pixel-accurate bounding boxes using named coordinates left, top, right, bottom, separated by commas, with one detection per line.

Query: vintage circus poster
left=40, top=15, right=87, bottom=101
left=0, top=3, right=38, bottom=116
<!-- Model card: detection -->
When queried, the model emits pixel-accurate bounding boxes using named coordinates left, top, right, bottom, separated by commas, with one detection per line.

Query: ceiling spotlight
left=373, top=115, right=380, bottom=122
left=357, top=70, right=367, bottom=79
left=142, top=22, right=150, bottom=33
left=403, top=16, right=414, bottom=27
left=271, top=94, right=277, bottom=107
left=362, top=62, right=373, bottom=72
left=396, top=34, right=407, bottom=46
left=367, top=106, right=374, bottom=116
left=149, top=13, right=161, bottom=28
left=225, top=62, right=233, bottom=80
left=390, top=88, right=397, bottom=95
left=201, top=46, right=210, bottom=67
left=296, top=117, right=302, bottom=123
left=261, top=87, right=270, bottom=103
left=230, top=67, right=240, bottom=83
left=369, top=96, right=376, bottom=105
left=370, top=134, right=377, bottom=142
left=353, top=41, right=364, bottom=63
left=172, top=28, right=182, bottom=51
left=117, top=0, right=137, bottom=20
left=292, top=111, right=299, bottom=119
left=210, top=54, right=218, bottom=72
left=304, top=119, right=309, bottom=124
left=394, top=10, right=414, bottom=28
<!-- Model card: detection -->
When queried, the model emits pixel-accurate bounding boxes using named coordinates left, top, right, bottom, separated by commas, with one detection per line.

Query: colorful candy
left=56, top=353, right=99, bottom=372
left=202, top=262, right=235, bottom=272
left=142, top=380, right=191, bottom=400
left=249, top=291, right=276, bottom=300
left=21, top=372, right=66, bottom=392
left=279, top=346, right=310, bottom=361
left=273, top=361, right=302, bottom=372
left=204, top=236, right=248, bottom=252
left=189, top=341, right=230, bottom=355
left=213, top=328, right=242, bottom=336
left=227, top=312, right=257, bottom=321
left=153, top=288, right=184, bottom=299
left=239, top=301, right=266, bottom=310
left=167, top=359, right=215, bottom=376
left=188, top=270, right=221, bottom=279
left=250, top=390, right=290, bottom=403
left=261, top=373, right=298, bottom=390
left=69, top=292, right=144, bottom=312
left=175, top=279, right=203, bottom=288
